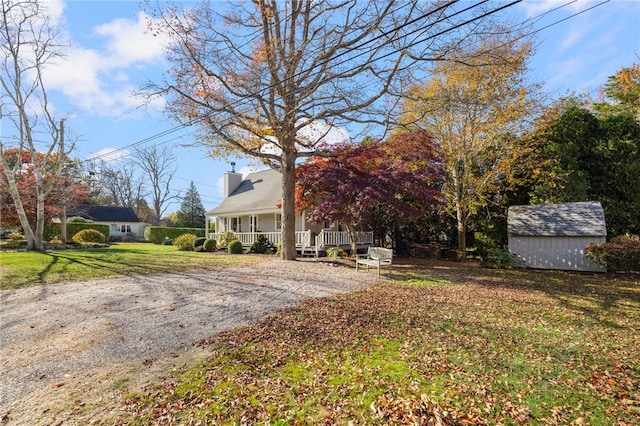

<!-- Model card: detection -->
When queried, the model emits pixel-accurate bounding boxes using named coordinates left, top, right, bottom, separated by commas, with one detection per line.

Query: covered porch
left=207, top=229, right=374, bottom=256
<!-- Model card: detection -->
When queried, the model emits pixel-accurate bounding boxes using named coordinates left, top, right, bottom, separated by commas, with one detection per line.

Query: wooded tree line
left=2, top=0, right=638, bottom=255
left=0, top=144, right=207, bottom=230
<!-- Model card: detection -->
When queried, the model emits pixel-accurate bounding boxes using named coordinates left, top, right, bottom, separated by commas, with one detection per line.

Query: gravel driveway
left=0, top=258, right=373, bottom=424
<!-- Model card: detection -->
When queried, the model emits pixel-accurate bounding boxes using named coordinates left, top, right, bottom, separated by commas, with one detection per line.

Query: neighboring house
left=507, top=201, right=607, bottom=272
left=205, top=168, right=373, bottom=255
left=68, top=205, right=147, bottom=241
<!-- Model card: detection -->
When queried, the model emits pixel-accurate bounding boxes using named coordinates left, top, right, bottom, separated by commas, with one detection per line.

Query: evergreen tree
left=175, top=181, right=206, bottom=228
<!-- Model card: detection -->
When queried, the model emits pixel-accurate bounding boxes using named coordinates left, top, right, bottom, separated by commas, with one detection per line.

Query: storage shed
left=507, top=201, right=606, bottom=272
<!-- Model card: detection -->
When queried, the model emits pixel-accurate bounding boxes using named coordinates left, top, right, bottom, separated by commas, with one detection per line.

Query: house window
left=118, top=224, right=131, bottom=233
left=230, top=217, right=241, bottom=232
left=275, top=213, right=282, bottom=231
left=250, top=216, right=258, bottom=232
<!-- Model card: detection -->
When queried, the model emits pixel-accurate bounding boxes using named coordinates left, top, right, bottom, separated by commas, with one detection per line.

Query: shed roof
left=206, top=169, right=281, bottom=216
left=507, top=201, right=606, bottom=237
left=68, top=205, right=141, bottom=223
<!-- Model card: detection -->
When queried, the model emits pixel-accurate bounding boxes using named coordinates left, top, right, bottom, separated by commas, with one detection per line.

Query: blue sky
left=12, top=0, right=640, bottom=214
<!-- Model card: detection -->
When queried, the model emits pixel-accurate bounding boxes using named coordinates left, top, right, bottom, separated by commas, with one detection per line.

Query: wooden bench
left=356, top=247, right=393, bottom=278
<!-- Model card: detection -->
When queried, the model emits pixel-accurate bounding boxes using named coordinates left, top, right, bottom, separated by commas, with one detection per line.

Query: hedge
left=44, top=223, right=110, bottom=242
left=145, top=226, right=206, bottom=244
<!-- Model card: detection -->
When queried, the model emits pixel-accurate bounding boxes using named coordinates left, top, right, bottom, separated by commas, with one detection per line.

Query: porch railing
left=315, top=230, right=373, bottom=249
left=208, top=229, right=373, bottom=253
left=208, top=230, right=312, bottom=248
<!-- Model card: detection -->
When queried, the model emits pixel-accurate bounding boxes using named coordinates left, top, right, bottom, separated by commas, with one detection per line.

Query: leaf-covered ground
left=116, top=259, right=640, bottom=425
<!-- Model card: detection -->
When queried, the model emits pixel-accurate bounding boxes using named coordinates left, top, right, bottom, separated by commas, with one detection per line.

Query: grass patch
left=0, top=242, right=259, bottom=289
left=117, top=261, right=640, bottom=424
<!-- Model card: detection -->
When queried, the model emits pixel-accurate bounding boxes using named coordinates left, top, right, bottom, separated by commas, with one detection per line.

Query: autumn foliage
left=0, top=148, right=89, bottom=228
left=295, top=129, right=446, bottom=249
left=586, top=235, right=640, bottom=272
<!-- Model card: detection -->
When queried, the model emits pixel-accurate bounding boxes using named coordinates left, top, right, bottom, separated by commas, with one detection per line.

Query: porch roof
left=207, top=169, right=282, bottom=216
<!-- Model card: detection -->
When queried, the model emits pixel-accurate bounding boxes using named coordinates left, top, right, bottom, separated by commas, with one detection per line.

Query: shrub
left=195, top=237, right=207, bottom=248
left=144, top=226, right=205, bottom=245
left=474, top=231, right=499, bottom=260
left=203, top=238, right=217, bottom=252
left=6, top=232, right=24, bottom=249
left=217, top=231, right=237, bottom=250
left=45, top=223, right=110, bottom=242
left=72, top=229, right=106, bottom=244
left=194, top=245, right=206, bottom=252
left=67, top=216, right=92, bottom=223
left=173, top=233, right=197, bottom=251
left=249, top=234, right=276, bottom=254
left=227, top=239, right=243, bottom=254
left=326, top=246, right=344, bottom=258
left=481, top=248, right=515, bottom=269
left=586, top=234, right=640, bottom=272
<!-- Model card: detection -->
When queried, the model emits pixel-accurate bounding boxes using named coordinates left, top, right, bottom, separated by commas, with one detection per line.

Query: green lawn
left=116, top=260, right=640, bottom=425
left=0, top=242, right=259, bottom=290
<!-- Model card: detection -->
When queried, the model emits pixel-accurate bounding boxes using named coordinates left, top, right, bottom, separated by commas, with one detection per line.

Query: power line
left=79, top=0, right=424, bottom=164
left=73, top=0, right=608, bottom=177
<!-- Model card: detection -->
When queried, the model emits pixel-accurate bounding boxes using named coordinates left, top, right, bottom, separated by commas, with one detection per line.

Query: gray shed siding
left=507, top=202, right=607, bottom=272
left=508, top=235, right=606, bottom=272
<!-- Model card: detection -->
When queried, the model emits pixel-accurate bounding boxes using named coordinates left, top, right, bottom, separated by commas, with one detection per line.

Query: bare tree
left=96, top=161, right=148, bottom=210
left=0, top=0, right=73, bottom=250
left=133, top=145, right=179, bottom=225
left=149, top=0, right=519, bottom=259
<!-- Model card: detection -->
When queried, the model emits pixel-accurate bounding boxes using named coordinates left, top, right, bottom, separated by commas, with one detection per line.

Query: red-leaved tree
left=0, top=149, right=89, bottom=233
left=296, top=129, right=446, bottom=253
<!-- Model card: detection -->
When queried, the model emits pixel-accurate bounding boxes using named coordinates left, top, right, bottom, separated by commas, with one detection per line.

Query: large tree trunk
left=346, top=224, right=360, bottom=257
left=4, top=171, right=37, bottom=249
left=456, top=199, right=467, bottom=259
left=60, top=204, right=67, bottom=242
left=34, top=185, right=46, bottom=250
left=280, top=147, right=297, bottom=261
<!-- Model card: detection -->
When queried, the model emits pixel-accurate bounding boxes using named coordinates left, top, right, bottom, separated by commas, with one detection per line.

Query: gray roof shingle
left=206, top=169, right=282, bottom=216
left=68, top=205, right=141, bottom=222
left=507, top=201, right=606, bottom=237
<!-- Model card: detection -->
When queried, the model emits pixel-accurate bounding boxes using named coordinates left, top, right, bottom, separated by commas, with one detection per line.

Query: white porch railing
left=209, top=231, right=312, bottom=248
left=315, top=230, right=374, bottom=249
left=208, top=229, right=373, bottom=254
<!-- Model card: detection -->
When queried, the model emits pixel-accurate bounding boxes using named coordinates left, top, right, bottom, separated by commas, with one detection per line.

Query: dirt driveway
left=0, top=258, right=373, bottom=425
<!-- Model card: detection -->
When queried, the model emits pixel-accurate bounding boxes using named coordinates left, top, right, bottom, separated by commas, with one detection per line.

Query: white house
left=205, top=168, right=373, bottom=255
left=67, top=205, right=147, bottom=241
left=507, top=201, right=607, bottom=272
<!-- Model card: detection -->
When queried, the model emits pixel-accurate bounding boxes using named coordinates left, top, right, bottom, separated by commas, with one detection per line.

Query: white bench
left=356, top=247, right=393, bottom=278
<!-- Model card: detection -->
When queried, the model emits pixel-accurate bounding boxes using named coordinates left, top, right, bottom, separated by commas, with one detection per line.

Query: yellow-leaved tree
left=147, top=1, right=524, bottom=260
left=400, top=34, right=539, bottom=255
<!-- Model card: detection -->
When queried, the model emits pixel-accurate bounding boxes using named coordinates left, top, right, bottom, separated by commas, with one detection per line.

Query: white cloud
left=44, top=5, right=170, bottom=117
left=88, top=147, right=130, bottom=163
left=558, top=25, right=587, bottom=52
left=519, top=0, right=583, bottom=18
left=93, top=12, right=168, bottom=67
left=260, top=121, right=350, bottom=156
left=40, top=0, right=66, bottom=21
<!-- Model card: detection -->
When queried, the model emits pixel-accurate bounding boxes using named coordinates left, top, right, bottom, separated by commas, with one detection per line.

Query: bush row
left=145, top=226, right=205, bottom=244
left=44, top=223, right=110, bottom=242
left=169, top=231, right=278, bottom=255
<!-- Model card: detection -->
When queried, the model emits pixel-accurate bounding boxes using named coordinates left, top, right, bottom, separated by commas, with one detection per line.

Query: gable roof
left=507, top=201, right=606, bottom=237
left=68, top=205, right=141, bottom=223
left=206, top=169, right=282, bottom=216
